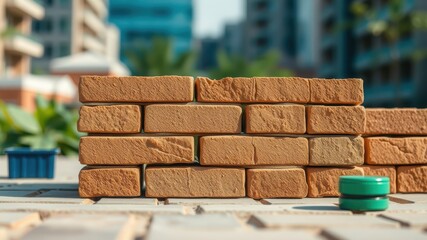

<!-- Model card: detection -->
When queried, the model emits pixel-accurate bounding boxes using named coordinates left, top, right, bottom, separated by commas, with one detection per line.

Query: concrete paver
left=381, top=213, right=427, bottom=228
left=97, top=198, right=158, bottom=205
left=264, top=198, right=339, bottom=205
left=324, top=227, right=427, bottom=240
left=0, top=212, right=41, bottom=229
left=390, top=194, right=427, bottom=203
left=166, top=198, right=260, bottom=205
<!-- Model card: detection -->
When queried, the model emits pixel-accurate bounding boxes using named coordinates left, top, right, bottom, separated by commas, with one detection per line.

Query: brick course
left=397, top=166, right=427, bottom=193
left=78, top=105, right=141, bottom=133
left=306, top=167, right=364, bottom=197
left=145, top=166, right=245, bottom=198
left=365, top=109, right=427, bottom=135
left=246, top=104, right=305, bottom=134
left=246, top=168, right=308, bottom=199
left=144, top=104, right=242, bottom=133
left=306, top=106, right=366, bottom=134
left=200, top=136, right=308, bottom=166
left=309, top=78, right=363, bottom=105
left=79, top=136, right=194, bottom=165
left=196, top=77, right=310, bottom=103
left=365, top=137, right=427, bottom=165
left=79, top=76, right=194, bottom=103
left=79, top=166, right=141, bottom=197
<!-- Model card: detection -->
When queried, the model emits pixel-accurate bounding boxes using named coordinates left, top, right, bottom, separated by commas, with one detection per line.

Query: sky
left=194, top=0, right=245, bottom=39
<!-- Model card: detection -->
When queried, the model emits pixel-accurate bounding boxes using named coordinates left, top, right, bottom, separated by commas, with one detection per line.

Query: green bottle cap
left=339, top=196, right=389, bottom=211
left=339, top=176, right=390, bottom=196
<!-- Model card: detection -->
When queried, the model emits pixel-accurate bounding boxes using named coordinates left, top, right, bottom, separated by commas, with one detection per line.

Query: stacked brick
left=77, top=76, right=427, bottom=199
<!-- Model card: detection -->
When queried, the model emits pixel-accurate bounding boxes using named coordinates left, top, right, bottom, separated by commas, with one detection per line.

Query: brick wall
left=77, top=76, right=427, bottom=198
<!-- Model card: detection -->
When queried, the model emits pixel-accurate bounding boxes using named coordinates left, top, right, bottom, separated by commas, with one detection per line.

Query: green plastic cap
left=339, top=196, right=389, bottom=211
left=339, top=176, right=390, bottom=196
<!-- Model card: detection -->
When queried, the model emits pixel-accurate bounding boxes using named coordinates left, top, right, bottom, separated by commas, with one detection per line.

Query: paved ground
left=0, top=157, right=426, bottom=240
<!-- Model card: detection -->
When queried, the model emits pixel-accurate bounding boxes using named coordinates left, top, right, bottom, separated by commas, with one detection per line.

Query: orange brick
left=79, top=136, right=194, bottom=165
left=79, top=166, right=141, bottom=197
left=397, top=165, right=427, bottom=193
left=246, top=104, right=305, bottom=134
left=309, top=78, right=363, bottom=105
left=200, top=136, right=308, bottom=166
left=145, top=166, right=245, bottom=197
left=309, top=137, right=364, bottom=166
left=306, top=106, right=365, bottom=134
left=196, top=77, right=309, bottom=103
left=79, top=76, right=194, bottom=103
left=360, top=165, right=396, bottom=193
left=365, top=137, right=427, bottom=165
left=306, top=167, right=364, bottom=197
left=365, top=108, right=427, bottom=135
left=144, top=104, right=242, bottom=133
left=246, top=168, right=308, bottom=199
left=78, top=105, right=141, bottom=133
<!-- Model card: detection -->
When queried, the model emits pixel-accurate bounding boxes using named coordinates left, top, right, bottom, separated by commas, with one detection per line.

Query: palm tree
left=126, top=37, right=197, bottom=76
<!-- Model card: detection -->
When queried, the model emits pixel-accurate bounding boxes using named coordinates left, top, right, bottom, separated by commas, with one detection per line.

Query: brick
left=309, top=137, right=364, bottom=166
left=245, top=104, right=305, bottom=134
left=365, top=108, right=427, bottom=135
left=307, top=106, right=365, bottom=134
left=79, top=76, right=194, bottom=103
left=79, top=166, right=141, bottom=197
left=144, top=104, right=242, bottom=133
left=196, top=77, right=309, bottom=103
left=79, top=136, right=194, bottom=165
left=306, top=167, right=364, bottom=197
left=246, top=168, right=308, bottom=199
left=78, top=105, right=141, bottom=133
left=360, top=165, right=397, bottom=193
left=145, top=166, right=245, bottom=198
left=309, top=78, right=364, bottom=105
left=365, top=137, right=427, bottom=165
left=397, top=166, right=427, bottom=193
left=200, top=136, right=308, bottom=166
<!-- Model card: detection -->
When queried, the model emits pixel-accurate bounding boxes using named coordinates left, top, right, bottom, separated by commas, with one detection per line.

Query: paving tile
left=0, top=228, right=7, bottom=240
left=381, top=213, right=427, bottom=228
left=283, top=204, right=352, bottom=215
left=0, top=212, right=41, bottom=229
left=0, top=203, right=190, bottom=214
left=166, top=198, right=260, bottom=205
left=366, top=203, right=427, bottom=215
left=198, top=204, right=288, bottom=213
left=147, top=228, right=321, bottom=240
left=150, top=214, right=242, bottom=229
left=97, top=198, right=158, bottom=205
left=390, top=194, right=427, bottom=203
left=251, top=214, right=398, bottom=228
left=264, top=198, right=339, bottom=205
left=0, top=191, right=36, bottom=198
left=0, top=183, right=78, bottom=191
left=324, top=227, right=427, bottom=240
left=21, top=214, right=136, bottom=240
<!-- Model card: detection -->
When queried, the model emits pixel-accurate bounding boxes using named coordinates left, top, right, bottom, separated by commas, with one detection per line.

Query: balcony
left=5, top=0, right=44, bottom=20
left=83, top=9, right=106, bottom=37
left=3, top=34, right=43, bottom=57
left=354, top=38, right=415, bottom=70
left=82, top=34, right=104, bottom=54
left=85, top=0, right=107, bottom=18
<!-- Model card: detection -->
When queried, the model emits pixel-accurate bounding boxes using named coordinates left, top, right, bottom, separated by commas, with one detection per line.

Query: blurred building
left=319, top=0, right=427, bottom=107
left=109, top=0, right=193, bottom=71
left=0, top=0, right=44, bottom=76
left=244, top=0, right=297, bottom=67
left=31, top=0, right=118, bottom=74
left=196, top=38, right=219, bottom=71
left=0, top=0, right=77, bottom=111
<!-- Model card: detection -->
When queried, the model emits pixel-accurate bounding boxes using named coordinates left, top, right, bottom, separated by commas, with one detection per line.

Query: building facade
left=0, top=0, right=44, bottom=77
left=319, top=0, right=427, bottom=107
left=31, top=0, right=113, bottom=74
left=108, top=0, right=193, bottom=71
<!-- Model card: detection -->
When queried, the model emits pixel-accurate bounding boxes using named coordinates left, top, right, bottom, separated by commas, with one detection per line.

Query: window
left=43, top=43, right=53, bottom=58
left=43, top=0, right=53, bottom=7
left=400, top=59, right=413, bottom=82
left=379, top=64, right=391, bottom=84
left=256, top=1, right=268, bottom=11
left=58, top=17, right=69, bottom=33
left=59, top=0, right=69, bottom=7
left=58, top=43, right=70, bottom=57
left=255, top=37, right=268, bottom=47
left=255, top=19, right=268, bottom=29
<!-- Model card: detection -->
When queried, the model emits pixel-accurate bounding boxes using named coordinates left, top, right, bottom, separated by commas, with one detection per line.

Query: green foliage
left=209, top=51, right=293, bottom=79
left=0, top=96, right=82, bottom=155
left=126, top=37, right=197, bottom=76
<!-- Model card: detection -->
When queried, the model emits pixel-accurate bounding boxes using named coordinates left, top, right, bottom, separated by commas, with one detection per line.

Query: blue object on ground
left=5, top=148, right=59, bottom=179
